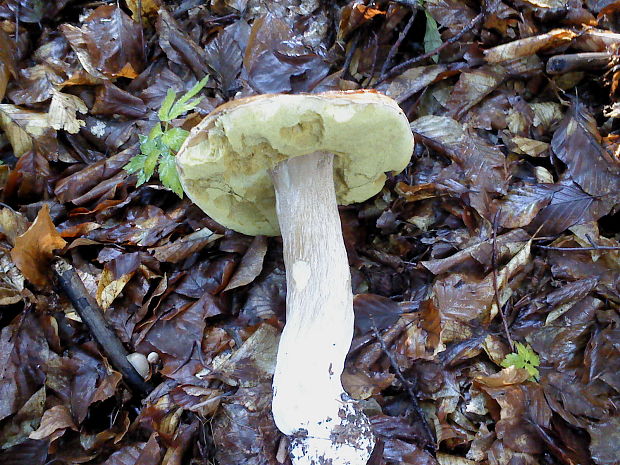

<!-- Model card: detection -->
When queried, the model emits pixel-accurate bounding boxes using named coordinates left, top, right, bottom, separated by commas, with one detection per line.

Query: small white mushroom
left=176, top=91, right=414, bottom=465
left=127, top=352, right=149, bottom=379
left=147, top=351, right=160, bottom=364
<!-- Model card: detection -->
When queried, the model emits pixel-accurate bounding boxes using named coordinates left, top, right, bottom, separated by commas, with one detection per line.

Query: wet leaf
left=0, top=29, right=17, bottom=100
left=446, top=66, right=506, bottom=119
left=551, top=102, right=620, bottom=197
left=411, top=115, right=508, bottom=198
left=80, top=5, right=145, bottom=79
left=204, top=23, right=246, bottom=95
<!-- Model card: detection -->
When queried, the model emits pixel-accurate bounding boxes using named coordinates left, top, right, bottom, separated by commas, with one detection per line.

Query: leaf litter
left=0, top=1, right=619, bottom=465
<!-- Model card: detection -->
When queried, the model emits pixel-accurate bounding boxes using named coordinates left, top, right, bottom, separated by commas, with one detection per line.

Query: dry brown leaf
left=224, top=236, right=268, bottom=291
left=126, top=0, right=161, bottom=22
left=29, top=405, right=76, bottom=441
left=383, top=65, right=450, bottom=104
left=10, top=204, right=67, bottom=288
left=511, top=136, right=550, bottom=157
left=475, top=365, right=530, bottom=388
left=0, top=104, right=51, bottom=157
left=446, top=66, right=506, bottom=119
left=0, top=29, right=17, bottom=101
left=485, top=29, right=577, bottom=63
left=96, top=253, right=140, bottom=310
left=48, top=89, right=88, bottom=134
left=0, top=208, right=29, bottom=246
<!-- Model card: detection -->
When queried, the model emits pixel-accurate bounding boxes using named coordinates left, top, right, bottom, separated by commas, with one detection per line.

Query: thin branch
left=53, top=258, right=154, bottom=395
left=380, top=10, right=417, bottom=78
left=342, top=30, right=361, bottom=81
left=377, top=11, right=485, bottom=84
left=535, top=244, right=620, bottom=251
left=369, top=317, right=436, bottom=452
left=491, top=210, right=514, bottom=351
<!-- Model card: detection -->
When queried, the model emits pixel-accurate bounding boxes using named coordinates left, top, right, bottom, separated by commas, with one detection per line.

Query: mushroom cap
left=176, top=90, right=414, bottom=236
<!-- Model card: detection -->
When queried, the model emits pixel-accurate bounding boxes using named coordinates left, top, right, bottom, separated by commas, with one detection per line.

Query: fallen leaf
left=48, top=89, right=88, bottom=134
left=446, top=66, right=506, bottom=119
left=96, top=252, right=141, bottom=310
left=485, top=29, right=577, bottom=63
left=29, top=405, right=76, bottom=441
left=551, top=102, right=620, bottom=197
left=224, top=235, right=268, bottom=291
left=0, top=104, right=54, bottom=157
left=81, top=5, right=145, bottom=79
left=0, top=29, right=17, bottom=100
left=10, top=205, right=66, bottom=287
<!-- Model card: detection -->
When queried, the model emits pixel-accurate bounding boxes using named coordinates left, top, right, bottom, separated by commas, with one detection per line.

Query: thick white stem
left=270, top=152, right=375, bottom=465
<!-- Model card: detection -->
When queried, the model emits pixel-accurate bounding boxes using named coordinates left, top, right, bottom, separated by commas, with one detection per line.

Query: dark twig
left=370, top=317, right=436, bottom=452
left=380, top=10, right=417, bottom=78
left=491, top=210, right=514, bottom=351
left=341, top=30, right=361, bottom=81
left=53, top=258, right=154, bottom=395
left=535, top=244, right=620, bottom=251
left=377, top=11, right=485, bottom=84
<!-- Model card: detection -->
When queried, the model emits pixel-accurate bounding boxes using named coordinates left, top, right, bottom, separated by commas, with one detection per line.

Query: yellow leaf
left=48, top=89, right=88, bottom=134
left=10, top=204, right=66, bottom=288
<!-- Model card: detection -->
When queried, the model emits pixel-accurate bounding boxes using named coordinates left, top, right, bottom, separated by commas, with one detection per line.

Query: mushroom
left=176, top=91, right=414, bottom=465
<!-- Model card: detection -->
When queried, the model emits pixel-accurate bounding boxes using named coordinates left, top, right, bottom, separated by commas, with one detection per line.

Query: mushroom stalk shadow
left=270, top=151, right=375, bottom=465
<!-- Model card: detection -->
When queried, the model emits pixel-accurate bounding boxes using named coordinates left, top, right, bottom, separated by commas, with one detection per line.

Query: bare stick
left=546, top=52, right=610, bottom=74
left=536, top=244, right=620, bottom=251
left=491, top=211, right=514, bottom=351
left=53, top=258, right=154, bottom=395
left=380, top=10, right=417, bottom=78
left=377, top=11, right=485, bottom=84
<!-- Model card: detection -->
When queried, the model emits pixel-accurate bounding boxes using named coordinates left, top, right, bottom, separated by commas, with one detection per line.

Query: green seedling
left=124, top=76, right=209, bottom=197
left=501, top=342, right=540, bottom=381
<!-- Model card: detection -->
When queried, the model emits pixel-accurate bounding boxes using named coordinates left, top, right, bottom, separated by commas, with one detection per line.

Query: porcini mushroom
left=176, top=91, right=414, bottom=465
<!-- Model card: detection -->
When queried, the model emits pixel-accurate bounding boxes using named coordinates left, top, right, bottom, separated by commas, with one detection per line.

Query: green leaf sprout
left=501, top=342, right=540, bottom=381
left=124, top=76, right=209, bottom=197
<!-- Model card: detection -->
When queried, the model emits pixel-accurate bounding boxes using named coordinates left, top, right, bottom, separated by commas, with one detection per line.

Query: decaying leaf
left=485, top=29, right=577, bottom=63
left=48, top=89, right=88, bottom=134
left=551, top=102, right=620, bottom=197
left=0, top=104, right=54, bottom=157
left=96, top=252, right=140, bottom=310
left=29, top=405, right=76, bottom=442
left=10, top=205, right=66, bottom=288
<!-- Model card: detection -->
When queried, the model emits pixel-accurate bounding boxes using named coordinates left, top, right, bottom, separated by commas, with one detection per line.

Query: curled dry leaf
left=10, top=205, right=66, bottom=288
left=96, top=252, right=141, bottom=310
left=48, top=89, right=88, bottom=134
left=29, top=405, right=76, bottom=442
left=224, top=235, right=268, bottom=291
left=446, top=66, right=506, bottom=120
left=0, top=104, right=54, bottom=157
left=485, top=29, right=577, bottom=63
left=382, top=65, right=450, bottom=103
